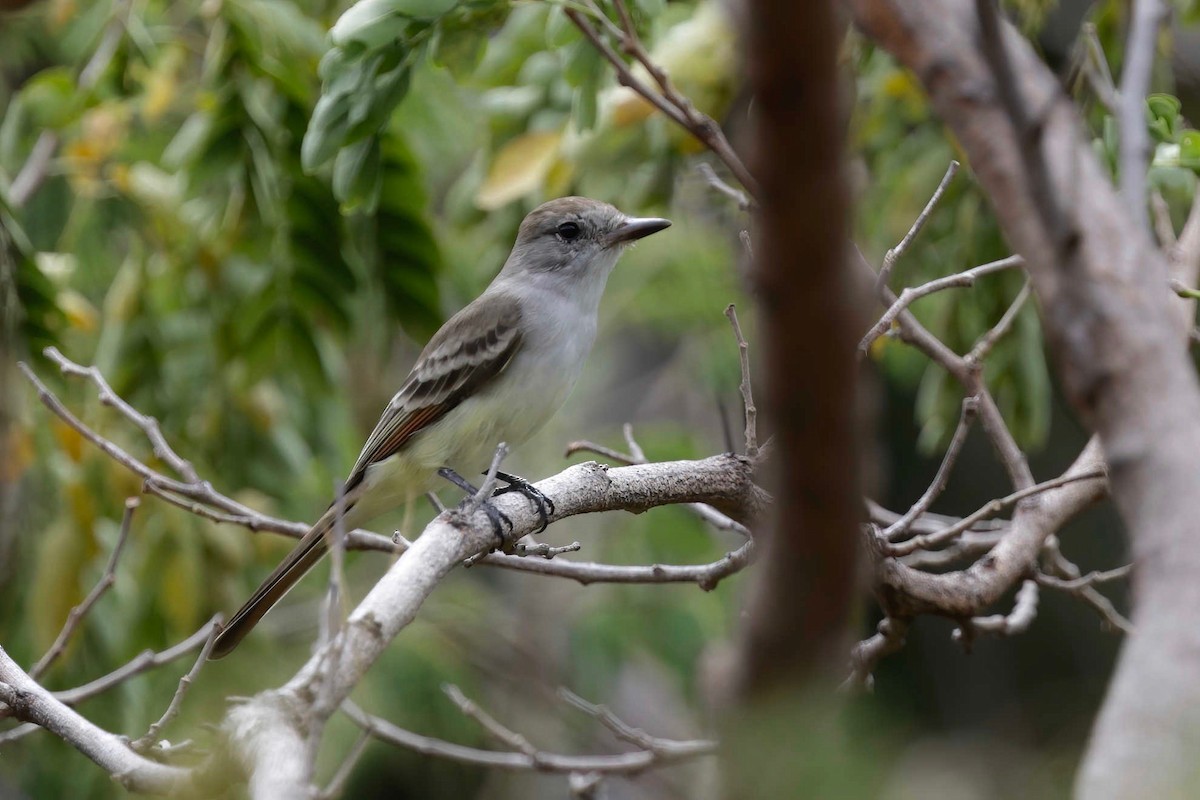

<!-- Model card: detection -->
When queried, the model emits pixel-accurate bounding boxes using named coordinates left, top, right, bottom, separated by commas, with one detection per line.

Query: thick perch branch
left=223, top=452, right=764, bottom=795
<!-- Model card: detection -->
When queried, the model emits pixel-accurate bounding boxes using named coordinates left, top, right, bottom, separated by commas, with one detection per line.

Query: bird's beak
left=607, top=216, right=672, bottom=247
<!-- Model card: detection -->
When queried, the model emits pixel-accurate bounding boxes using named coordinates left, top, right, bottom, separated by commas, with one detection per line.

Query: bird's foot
left=491, top=470, right=555, bottom=533
left=438, top=467, right=515, bottom=553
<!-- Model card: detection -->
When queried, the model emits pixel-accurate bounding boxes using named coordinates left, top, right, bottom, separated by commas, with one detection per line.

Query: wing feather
left=344, top=293, right=524, bottom=487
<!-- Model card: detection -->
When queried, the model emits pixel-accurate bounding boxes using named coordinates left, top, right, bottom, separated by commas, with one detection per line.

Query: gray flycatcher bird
left=210, top=197, right=670, bottom=658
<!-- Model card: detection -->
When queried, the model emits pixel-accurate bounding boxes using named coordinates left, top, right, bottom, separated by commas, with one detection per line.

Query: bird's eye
left=556, top=221, right=582, bottom=241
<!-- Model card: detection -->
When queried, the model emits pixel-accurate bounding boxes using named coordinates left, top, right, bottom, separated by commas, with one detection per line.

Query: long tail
left=210, top=502, right=351, bottom=659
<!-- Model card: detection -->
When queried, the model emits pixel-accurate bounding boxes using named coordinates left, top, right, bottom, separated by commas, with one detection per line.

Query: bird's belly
left=416, top=377, right=572, bottom=476
left=358, top=313, right=591, bottom=515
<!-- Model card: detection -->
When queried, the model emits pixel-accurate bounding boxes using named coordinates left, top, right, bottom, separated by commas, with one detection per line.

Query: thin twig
left=129, top=616, right=222, bottom=752
left=558, top=688, right=705, bottom=756
left=564, top=6, right=758, bottom=196
left=955, top=579, right=1039, bottom=639
left=697, top=163, right=751, bottom=211
left=1037, top=563, right=1132, bottom=590
left=20, top=354, right=395, bottom=554
left=565, top=440, right=636, bottom=464
left=44, top=346, right=201, bottom=482
left=874, top=160, right=960, bottom=295
left=841, top=617, right=910, bottom=692
left=0, top=619, right=220, bottom=724
left=887, top=467, right=1107, bottom=556
left=1079, top=23, right=1119, bottom=113
left=724, top=304, right=758, bottom=459
left=622, top=423, right=647, bottom=464
left=510, top=541, right=582, bottom=559
left=860, top=255, right=1022, bottom=356
left=1037, top=547, right=1133, bottom=634
left=394, top=528, right=754, bottom=589
left=465, top=443, right=508, bottom=516
left=52, top=620, right=220, bottom=706
left=317, top=730, right=372, bottom=800
left=883, top=396, right=979, bottom=541
left=1152, top=191, right=1177, bottom=248
left=341, top=696, right=715, bottom=775
left=30, top=498, right=139, bottom=680
left=443, top=685, right=539, bottom=757
left=566, top=436, right=752, bottom=537
left=0, top=722, right=38, bottom=746
left=966, top=279, right=1033, bottom=365
left=856, top=247, right=1035, bottom=490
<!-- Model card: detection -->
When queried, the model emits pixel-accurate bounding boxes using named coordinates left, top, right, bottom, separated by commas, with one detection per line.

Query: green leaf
left=394, top=0, right=458, bottom=19
left=20, top=67, right=83, bottom=129
left=331, top=0, right=410, bottom=49
left=544, top=5, right=579, bottom=48
left=1180, top=130, right=1200, bottom=170
left=333, top=136, right=383, bottom=213
left=563, top=39, right=603, bottom=88
left=432, top=25, right=489, bottom=77
left=302, top=92, right=354, bottom=171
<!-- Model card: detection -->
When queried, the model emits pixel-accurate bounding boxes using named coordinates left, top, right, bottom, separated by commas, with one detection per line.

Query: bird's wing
left=344, top=293, right=524, bottom=488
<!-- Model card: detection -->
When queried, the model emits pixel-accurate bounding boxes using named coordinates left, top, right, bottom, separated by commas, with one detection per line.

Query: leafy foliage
left=0, top=2, right=748, bottom=797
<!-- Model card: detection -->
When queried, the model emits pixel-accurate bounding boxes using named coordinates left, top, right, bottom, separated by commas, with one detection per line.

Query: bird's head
left=500, top=197, right=671, bottom=285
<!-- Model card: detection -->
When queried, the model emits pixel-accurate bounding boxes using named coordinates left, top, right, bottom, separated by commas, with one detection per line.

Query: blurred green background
left=0, top=0, right=1178, bottom=797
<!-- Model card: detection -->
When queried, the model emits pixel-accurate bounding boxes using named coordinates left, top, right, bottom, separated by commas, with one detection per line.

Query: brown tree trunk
left=734, top=0, right=859, bottom=698
left=722, top=1, right=861, bottom=794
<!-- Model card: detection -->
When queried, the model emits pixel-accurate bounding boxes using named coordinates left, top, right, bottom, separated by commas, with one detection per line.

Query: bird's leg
left=438, top=467, right=515, bottom=552
left=490, top=471, right=556, bottom=534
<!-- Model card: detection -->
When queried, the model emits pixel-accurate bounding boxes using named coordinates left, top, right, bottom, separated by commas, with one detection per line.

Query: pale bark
left=849, top=2, right=1200, bottom=795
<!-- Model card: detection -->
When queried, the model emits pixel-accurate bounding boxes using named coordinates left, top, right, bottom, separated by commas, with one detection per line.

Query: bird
left=209, top=197, right=671, bottom=658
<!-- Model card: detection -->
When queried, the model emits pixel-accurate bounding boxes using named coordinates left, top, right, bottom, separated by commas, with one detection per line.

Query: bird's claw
left=438, top=467, right=516, bottom=552
left=492, top=470, right=555, bottom=533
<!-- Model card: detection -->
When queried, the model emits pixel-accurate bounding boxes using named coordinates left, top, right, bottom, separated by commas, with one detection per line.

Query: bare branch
left=861, top=256, right=1023, bottom=355
left=883, top=396, right=979, bottom=541
left=887, top=467, right=1107, bottom=556
left=20, top=353, right=395, bottom=555
left=857, top=247, right=1035, bottom=490
left=698, top=163, right=751, bottom=211
left=724, top=304, right=758, bottom=459
left=1038, top=547, right=1133, bottom=634
left=1118, top=0, right=1167, bottom=231
left=621, top=423, right=647, bottom=465
left=874, top=160, right=959, bottom=295
left=129, top=617, right=221, bottom=753
left=1037, top=563, right=1132, bottom=591
left=565, top=439, right=635, bottom=464
left=841, top=617, right=910, bottom=692
left=1078, top=22, right=1119, bottom=113
left=567, top=431, right=752, bottom=537
left=1152, top=191, right=1177, bottom=248
left=955, top=579, right=1039, bottom=640
left=342, top=697, right=714, bottom=775
left=43, top=346, right=201, bottom=483
left=0, top=649, right=190, bottom=793
left=966, top=279, right=1033, bottom=365
left=415, top=531, right=754, bottom=590
left=564, top=6, right=758, bottom=196
left=443, top=684, right=538, bottom=757
left=30, top=497, right=139, bottom=680
left=558, top=687, right=711, bottom=757
left=51, top=618, right=220, bottom=709
left=317, top=730, right=372, bottom=800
